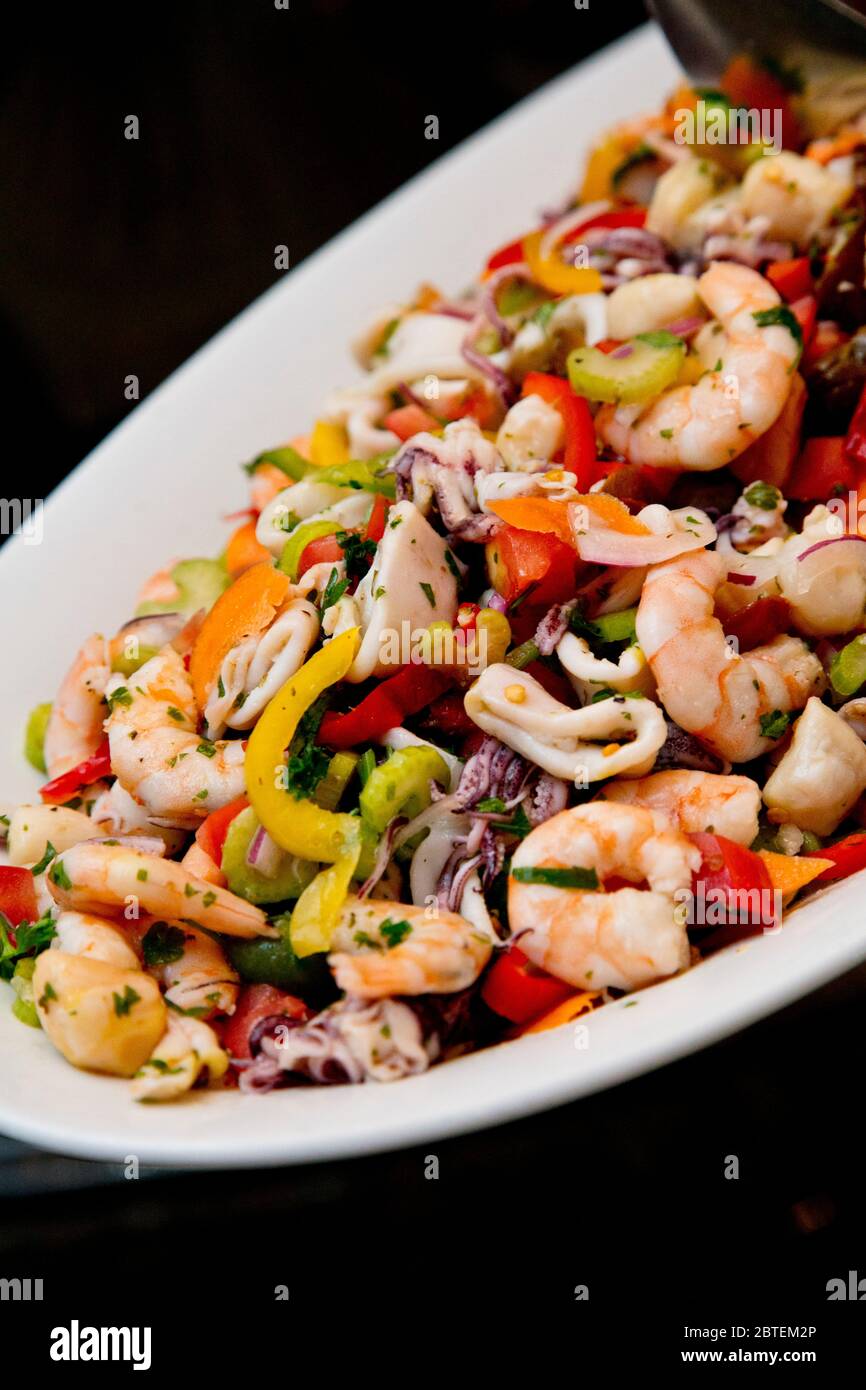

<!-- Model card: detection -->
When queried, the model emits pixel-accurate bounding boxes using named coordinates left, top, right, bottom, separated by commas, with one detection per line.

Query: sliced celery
left=567, top=332, right=686, bottom=405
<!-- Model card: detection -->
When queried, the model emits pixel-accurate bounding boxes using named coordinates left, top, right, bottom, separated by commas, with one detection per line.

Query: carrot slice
left=190, top=562, right=290, bottom=712
left=488, top=493, right=650, bottom=544
left=225, top=518, right=272, bottom=579
left=758, top=850, right=834, bottom=904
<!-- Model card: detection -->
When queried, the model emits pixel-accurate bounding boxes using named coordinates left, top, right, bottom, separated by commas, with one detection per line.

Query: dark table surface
left=2, top=0, right=865, bottom=1339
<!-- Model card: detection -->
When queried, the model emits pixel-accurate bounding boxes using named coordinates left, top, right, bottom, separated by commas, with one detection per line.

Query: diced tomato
left=0, top=867, right=39, bottom=929
left=481, top=946, right=573, bottom=1024
left=845, top=383, right=866, bottom=467
left=594, top=338, right=624, bottom=355
left=722, top=597, right=792, bottom=652
left=805, top=831, right=866, bottom=883
left=297, top=533, right=344, bottom=573
left=490, top=525, right=580, bottom=609
left=194, top=795, right=249, bottom=867
left=39, top=739, right=112, bottom=805
left=690, top=832, right=777, bottom=952
left=384, top=404, right=440, bottom=441
left=803, top=320, right=850, bottom=371
left=787, top=437, right=857, bottom=501
left=363, top=493, right=389, bottom=543
left=223, top=984, right=313, bottom=1061
left=484, top=235, right=527, bottom=276
left=766, top=257, right=813, bottom=302
left=790, top=294, right=817, bottom=349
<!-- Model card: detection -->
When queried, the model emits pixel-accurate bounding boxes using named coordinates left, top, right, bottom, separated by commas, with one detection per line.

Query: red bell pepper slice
left=481, top=946, right=573, bottom=1024
left=0, top=866, right=39, bottom=929
left=787, top=437, right=857, bottom=501
left=690, top=832, right=777, bottom=951
left=722, top=597, right=792, bottom=653
left=484, top=235, right=526, bottom=276
left=845, top=383, right=866, bottom=467
left=317, top=664, right=454, bottom=750
left=384, top=404, right=440, bottom=441
left=194, top=794, right=249, bottom=867
left=765, top=257, right=813, bottom=303
left=223, top=984, right=313, bottom=1061
left=562, top=207, right=647, bottom=241
left=805, top=831, right=866, bottom=883
left=521, top=371, right=596, bottom=492
left=39, top=738, right=112, bottom=805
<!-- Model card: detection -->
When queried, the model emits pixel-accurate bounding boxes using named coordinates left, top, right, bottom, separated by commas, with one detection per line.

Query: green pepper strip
left=245, top=628, right=362, bottom=957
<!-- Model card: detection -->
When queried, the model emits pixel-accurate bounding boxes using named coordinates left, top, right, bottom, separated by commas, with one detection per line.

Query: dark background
left=2, top=0, right=865, bottom=1354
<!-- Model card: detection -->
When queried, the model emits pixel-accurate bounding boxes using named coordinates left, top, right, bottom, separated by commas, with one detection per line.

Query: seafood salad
left=7, top=60, right=866, bottom=1104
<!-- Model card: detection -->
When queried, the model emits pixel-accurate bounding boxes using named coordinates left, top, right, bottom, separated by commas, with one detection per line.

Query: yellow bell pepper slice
left=523, top=231, right=603, bottom=298
left=244, top=627, right=362, bottom=956
left=579, top=135, right=629, bottom=202
left=309, top=420, right=349, bottom=469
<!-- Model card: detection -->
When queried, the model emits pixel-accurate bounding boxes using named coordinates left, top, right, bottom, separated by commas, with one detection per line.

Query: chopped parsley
left=743, top=481, right=780, bottom=511
left=321, top=566, right=349, bottom=611
left=166, top=706, right=186, bottom=723
left=419, top=581, right=436, bottom=608
left=380, top=917, right=412, bottom=948
left=196, top=740, right=217, bottom=758
left=759, top=709, right=790, bottom=740
left=335, top=529, right=377, bottom=583
left=30, top=841, right=57, bottom=877
left=38, top=981, right=58, bottom=1009
left=0, top=912, right=56, bottom=982
left=284, top=695, right=331, bottom=800
left=106, top=686, right=133, bottom=711
left=48, top=860, right=72, bottom=892
left=752, top=306, right=803, bottom=357
left=142, top=921, right=186, bottom=967
left=113, top=985, right=141, bottom=1017
left=444, top=549, right=461, bottom=581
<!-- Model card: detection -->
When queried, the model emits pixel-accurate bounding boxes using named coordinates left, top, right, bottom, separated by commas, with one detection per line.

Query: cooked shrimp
left=138, top=918, right=239, bottom=1015
left=596, top=262, right=802, bottom=471
left=636, top=548, right=824, bottom=762
left=132, top=1012, right=228, bottom=1103
left=46, top=841, right=274, bottom=939
left=509, top=803, right=699, bottom=991
left=52, top=909, right=140, bottom=971
left=328, top=896, right=494, bottom=998
left=600, top=770, right=761, bottom=846
left=43, top=634, right=110, bottom=778
left=90, top=781, right=186, bottom=853
left=105, top=645, right=245, bottom=826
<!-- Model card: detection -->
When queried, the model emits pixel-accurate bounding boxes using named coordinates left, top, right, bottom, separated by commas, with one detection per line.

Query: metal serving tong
left=648, top=0, right=866, bottom=136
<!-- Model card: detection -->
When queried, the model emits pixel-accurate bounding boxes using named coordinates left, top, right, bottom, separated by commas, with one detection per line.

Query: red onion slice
left=245, top=825, right=284, bottom=879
